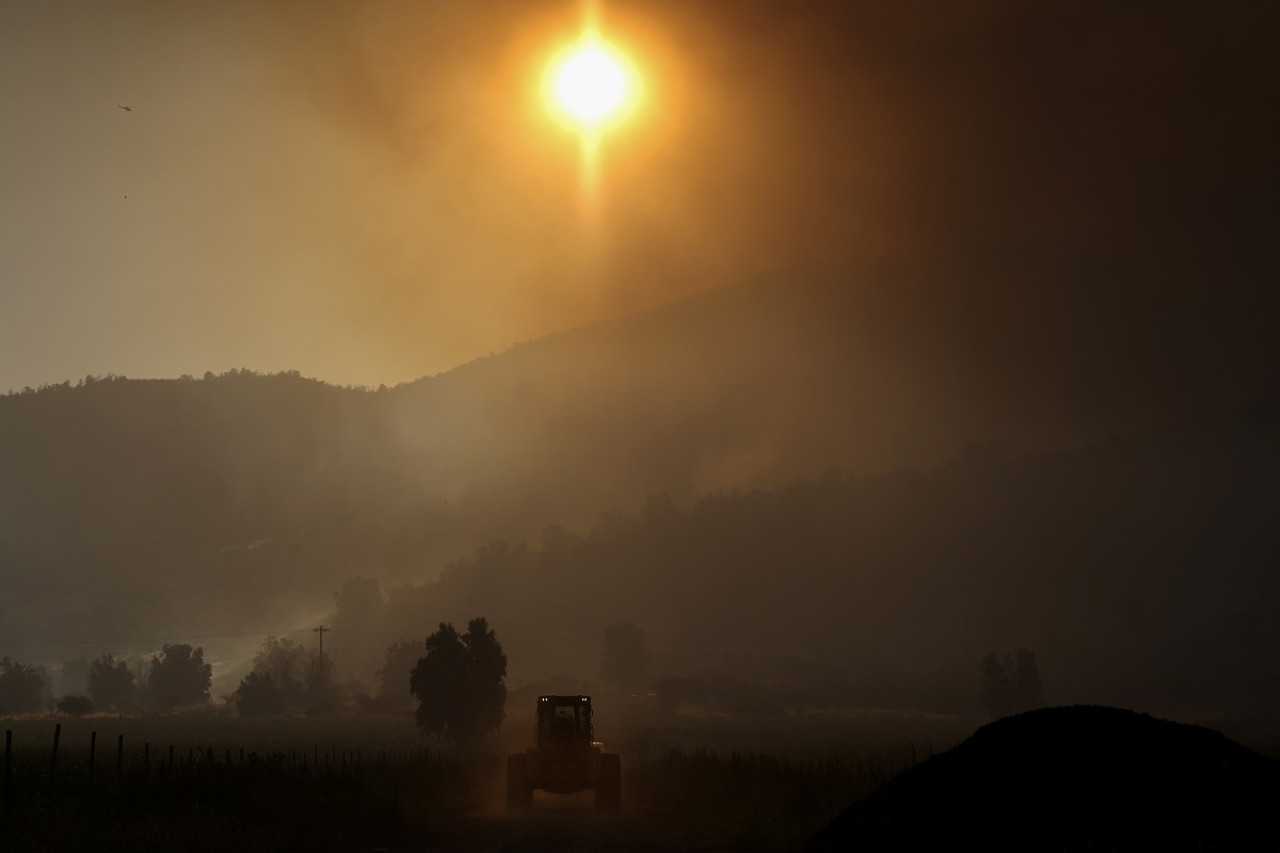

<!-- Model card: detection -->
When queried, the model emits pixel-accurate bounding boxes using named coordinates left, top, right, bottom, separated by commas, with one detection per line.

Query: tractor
left=507, top=694, right=622, bottom=813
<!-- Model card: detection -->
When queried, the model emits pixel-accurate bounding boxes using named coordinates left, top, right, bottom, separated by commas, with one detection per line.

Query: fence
left=1, top=723, right=469, bottom=850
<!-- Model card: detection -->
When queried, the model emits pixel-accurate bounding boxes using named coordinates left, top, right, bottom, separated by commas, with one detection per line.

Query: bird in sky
left=117, top=104, right=132, bottom=112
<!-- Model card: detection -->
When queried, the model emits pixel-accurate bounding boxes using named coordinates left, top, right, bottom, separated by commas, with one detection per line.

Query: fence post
left=89, top=731, right=97, bottom=797
left=4, top=730, right=11, bottom=818
left=117, top=734, right=124, bottom=782
left=50, top=722, right=61, bottom=781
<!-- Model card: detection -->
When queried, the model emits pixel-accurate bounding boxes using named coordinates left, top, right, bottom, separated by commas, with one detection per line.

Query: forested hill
left=0, top=242, right=1276, bottom=670
left=0, top=371, right=441, bottom=648
left=385, top=235, right=1280, bottom=532
left=364, top=391, right=1280, bottom=715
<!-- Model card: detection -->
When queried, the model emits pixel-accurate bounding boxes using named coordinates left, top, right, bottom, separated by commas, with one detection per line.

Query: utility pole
left=311, top=625, right=330, bottom=710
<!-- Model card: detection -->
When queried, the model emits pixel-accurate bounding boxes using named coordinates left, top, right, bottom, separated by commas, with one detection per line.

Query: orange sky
left=1, top=1, right=1276, bottom=394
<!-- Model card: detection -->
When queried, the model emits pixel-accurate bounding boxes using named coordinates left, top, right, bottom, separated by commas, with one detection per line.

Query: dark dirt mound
left=804, top=705, right=1280, bottom=852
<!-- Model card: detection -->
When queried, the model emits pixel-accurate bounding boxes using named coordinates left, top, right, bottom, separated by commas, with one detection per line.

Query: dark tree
left=600, top=620, right=652, bottom=692
left=234, top=670, right=286, bottom=716
left=0, top=658, right=46, bottom=714
left=375, top=639, right=423, bottom=712
left=980, top=652, right=1013, bottom=718
left=332, top=577, right=390, bottom=685
left=981, top=649, right=1043, bottom=718
left=148, top=644, right=212, bottom=708
left=57, top=695, right=94, bottom=716
left=1012, top=648, right=1043, bottom=712
left=58, top=657, right=90, bottom=696
left=334, top=578, right=385, bottom=623
left=410, top=617, right=507, bottom=748
left=251, top=636, right=308, bottom=709
left=306, top=651, right=340, bottom=711
left=88, top=654, right=136, bottom=710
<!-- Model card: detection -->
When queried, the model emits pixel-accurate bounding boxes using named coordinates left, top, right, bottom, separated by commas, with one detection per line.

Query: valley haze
left=1, top=257, right=1277, bottom=720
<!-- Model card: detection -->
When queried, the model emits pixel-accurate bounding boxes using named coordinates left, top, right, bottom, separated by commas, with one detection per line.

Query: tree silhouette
left=0, top=658, right=45, bottom=714
left=88, top=654, right=136, bottom=710
left=600, top=620, right=652, bottom=692
left=334, top=578, right=385, bottom=622
left=375, top=639, right=422, bottom=712
left=410, top=618, right=507, bottom=749
left=332, top=578, right=389, bottom=685
left=57, top=695, right=94, bottom=716
left=234, top=670, right=286, bottom=716
left=251, top=636, right=308, bottom=709
left=980, top=652, right=1013, bottom=718
left=306, top=651, right=340, bottom=711
left=148, top=644, right=212, bottom=708
left=981, top=648, right=1043, bottom=717
left=58, top=657, right=90, bottom=696
left=1012, top=648, right=1043, bottom=711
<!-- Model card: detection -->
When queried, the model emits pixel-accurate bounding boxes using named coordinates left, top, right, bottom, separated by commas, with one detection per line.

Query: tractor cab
left=537, top=694, right=593, bottom=747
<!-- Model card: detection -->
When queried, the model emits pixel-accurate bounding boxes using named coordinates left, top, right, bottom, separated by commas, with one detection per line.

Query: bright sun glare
left=548, top=37, right=635, bottom=129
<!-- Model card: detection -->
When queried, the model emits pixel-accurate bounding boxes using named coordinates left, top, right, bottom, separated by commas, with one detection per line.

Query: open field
left=4, top=706, right=1277, bottom=851
left=0, top=707, right=969, bottom=852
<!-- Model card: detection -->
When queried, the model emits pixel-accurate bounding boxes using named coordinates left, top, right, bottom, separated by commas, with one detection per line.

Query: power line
left=0, top=625, right=418, bottom=652
left=0, top=625, right=320, bottom=650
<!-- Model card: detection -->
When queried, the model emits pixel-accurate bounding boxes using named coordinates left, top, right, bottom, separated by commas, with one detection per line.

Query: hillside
left=351, top=391, right=1280, bottom=715
left=0, top=243, right=1277, bottom=680
left=0, top=372, right=440, bottom=649
left=386, top=235, right=1280, bottom=533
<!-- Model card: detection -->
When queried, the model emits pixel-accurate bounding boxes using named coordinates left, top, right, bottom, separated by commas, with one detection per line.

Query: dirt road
left=367, top=791, right=749, bottom=853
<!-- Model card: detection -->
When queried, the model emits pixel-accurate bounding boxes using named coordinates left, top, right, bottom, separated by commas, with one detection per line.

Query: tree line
left=2, top=616, right=651, bottom=743
left=0, top=644, right=212, bottom=716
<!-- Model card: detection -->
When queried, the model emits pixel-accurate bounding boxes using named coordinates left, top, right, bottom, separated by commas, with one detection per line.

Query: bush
left=57, top=695, right=95, bottom=716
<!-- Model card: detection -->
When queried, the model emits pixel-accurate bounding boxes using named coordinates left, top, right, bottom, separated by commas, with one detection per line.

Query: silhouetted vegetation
left=88, top=654, right=136, bottom=711
left=233, top=636, right=339, bottom=715
left=0, top=658, right=46, bottom=715
left=55, top=695, right=93, bottom=716
left=410, top=618, right=507, bottom=749
left=373, top=639, right=421, bottom=712
left=148, top=645, right=212, bottom=709
left=979, top=649, right=1043, bottom=718
left=600, top=621, right=652, bottom=693
left=233, top=671, right=287, bottom=717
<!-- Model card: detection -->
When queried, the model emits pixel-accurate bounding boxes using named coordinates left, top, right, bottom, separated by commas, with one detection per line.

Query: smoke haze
left=4, top=1, right=1275, bottom=394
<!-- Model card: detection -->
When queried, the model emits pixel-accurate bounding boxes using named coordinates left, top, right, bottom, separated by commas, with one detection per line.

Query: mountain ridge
left=1, top=248, right=1276, bottom=695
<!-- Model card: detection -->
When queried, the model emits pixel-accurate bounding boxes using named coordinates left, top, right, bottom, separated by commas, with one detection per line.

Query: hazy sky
left=2, top=1, right=1276, bottom=394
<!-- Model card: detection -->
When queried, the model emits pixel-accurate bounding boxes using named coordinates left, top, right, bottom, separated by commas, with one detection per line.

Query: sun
left=546, top=35, right=637, bottom=131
